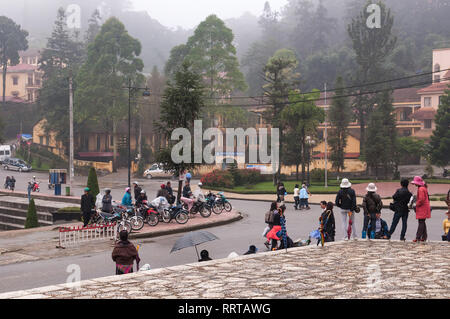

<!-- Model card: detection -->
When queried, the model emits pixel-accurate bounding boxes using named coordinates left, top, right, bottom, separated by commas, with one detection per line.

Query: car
left=3, top=158, right=32, bottom=172
left=143, top=163, right=173, bottom=179
left=0, top=145, right=12, bottom=164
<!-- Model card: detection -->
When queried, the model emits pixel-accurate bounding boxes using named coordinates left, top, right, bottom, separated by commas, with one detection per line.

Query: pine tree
left=328, top=77, right=351, bottom=173
left=87, top=167, right=100, bottom=198
left=365, top=91, right=397, bottom=178
left=25, top=199, right=39, bottom=229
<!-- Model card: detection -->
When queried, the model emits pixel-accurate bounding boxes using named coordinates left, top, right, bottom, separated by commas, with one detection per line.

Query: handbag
left=389, top=202, right=396, bottom=212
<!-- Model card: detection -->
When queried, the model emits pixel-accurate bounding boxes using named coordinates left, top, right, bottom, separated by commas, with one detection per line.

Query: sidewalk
left=0, top=210, right=242, bottom=267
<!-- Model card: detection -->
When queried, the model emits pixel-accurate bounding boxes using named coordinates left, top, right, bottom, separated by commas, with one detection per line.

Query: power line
left=212, top=77, right=450, bottom=109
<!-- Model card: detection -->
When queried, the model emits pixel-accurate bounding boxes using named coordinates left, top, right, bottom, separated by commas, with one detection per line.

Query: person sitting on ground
left=121, top=187, right=132, bottom=207
left=299, top=184, right=311, bottom=210
left=132, top=182, right=142, bottom=201
left=156, top=184, right=169, bottom=200
left=101, top=188, right=113, bottom=213
left=442, top=211, right=450, bottom=242
left=244, top=245, right=258, bottom=255
left=369, top=212, right=390, bottom=240
left=320, top=202, right=336, bottom=243
left=199, top=250, right=212, bottom=262
left=136, top=190, right=148, bottom=207
left=112, top=230, right=141, bottom=275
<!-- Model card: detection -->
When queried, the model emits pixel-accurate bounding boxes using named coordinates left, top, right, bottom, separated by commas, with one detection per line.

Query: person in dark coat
left=320, top=202, right=336, bottom=242
left=81, top=187, right=95, bottom=227
left=133, top=182, right=142, bottom=201
left=388, top=179, right=413, bottom=241
left=101, top=189, right=113, bottom=213
left=199, top=250, right=212, bottom=262
left=182, top=181, right=192, bottom=198
left=136, top=190, right=148, bottom=207
left=362, top=183, right=383, bottom=240
left=112, top=231, right=141, bottom=275
left=4, top=176, right=10, bottom=189
left=276, top=182, right=287, bottom=203
left=9, top=176, right=15, bottom=191
left=335, top=179, right=358, bottom=240
left=166, top=181, right=175, bottom=204
left=370, top=212, right=390, bottom=239
left=156, top=184, right=169, bottom=200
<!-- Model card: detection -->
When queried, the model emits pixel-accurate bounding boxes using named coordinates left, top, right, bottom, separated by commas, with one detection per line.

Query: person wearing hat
left=411, top=176, right=431, bottom=242
left=244, top=245, right=258, bottom=255
left=361, top=183, right=383, bottom=240
left=81, top=187, right=95, bottom=227
left=156, top=184, right=170, bottom=201
left=122, top=187, right=132, bottom=207
left=101, top=188, right=113, bottom=213
left=442, top=211, right=450, bottom=242
left=335, top=178, right=358, bottom=240
left=136, top=190, right=148, bottom=207
left=389, top=179, right=413, bottom=241
left=132, top=182, right=142, bottom=202
left=112, top=230, right=141, bottom=275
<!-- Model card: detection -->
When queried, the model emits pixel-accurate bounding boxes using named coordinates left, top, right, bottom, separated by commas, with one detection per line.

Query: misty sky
left=129, top=0, right=288, bottom=29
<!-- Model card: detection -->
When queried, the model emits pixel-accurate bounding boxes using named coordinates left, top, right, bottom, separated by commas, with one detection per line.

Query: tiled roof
left=392, top=88, right=421, bottom=103
left=417, top=82, right=450, bottom=94
left=411, top=107, right=437, bottom=120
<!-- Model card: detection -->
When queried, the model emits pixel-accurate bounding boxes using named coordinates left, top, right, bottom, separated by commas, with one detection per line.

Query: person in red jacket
left=411, top=176, right=431, bottom=242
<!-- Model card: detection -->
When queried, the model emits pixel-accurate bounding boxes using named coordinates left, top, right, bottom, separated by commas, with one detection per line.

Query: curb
left=129, top=211, right=243, bottom=240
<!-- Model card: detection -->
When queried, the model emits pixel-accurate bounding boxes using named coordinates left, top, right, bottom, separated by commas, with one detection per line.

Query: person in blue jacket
left=122, top=187, right=132, bottom=207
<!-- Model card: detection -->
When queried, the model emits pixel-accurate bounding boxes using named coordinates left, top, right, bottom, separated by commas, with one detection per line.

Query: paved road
left=0, top=198, right=446, bottom=293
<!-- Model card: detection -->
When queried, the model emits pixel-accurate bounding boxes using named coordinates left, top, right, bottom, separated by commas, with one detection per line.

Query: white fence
left=57, top=223, right=117, bottom=249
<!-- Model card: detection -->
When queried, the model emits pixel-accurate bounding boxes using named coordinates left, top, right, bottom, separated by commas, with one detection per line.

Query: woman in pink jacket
left=412, top=176, right=431, bottom=242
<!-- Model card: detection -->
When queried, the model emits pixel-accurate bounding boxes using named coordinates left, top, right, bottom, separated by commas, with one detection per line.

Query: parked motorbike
left=161, top=204, right=189, bottom=225
left=215, top=192, right=232, bottom=212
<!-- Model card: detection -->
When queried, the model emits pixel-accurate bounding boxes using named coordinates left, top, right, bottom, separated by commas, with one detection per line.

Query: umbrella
left=347, top=212, right=353, bottom=240
left=170, top=230, right=219, bottom=260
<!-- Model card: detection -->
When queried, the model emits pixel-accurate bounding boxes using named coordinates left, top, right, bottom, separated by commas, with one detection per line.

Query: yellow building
left=0, top=49, right=42, bottom=103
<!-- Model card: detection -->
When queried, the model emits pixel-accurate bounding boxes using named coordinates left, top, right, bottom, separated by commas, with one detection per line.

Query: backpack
left=265, top=210, right=275, bottom=224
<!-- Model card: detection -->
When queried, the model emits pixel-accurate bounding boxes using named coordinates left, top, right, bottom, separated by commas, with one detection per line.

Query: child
left=442, top=211, right=450, bottom=242
left=370, top=212, right=390, bottom=239
left=320, top=202, right=336, bottom=243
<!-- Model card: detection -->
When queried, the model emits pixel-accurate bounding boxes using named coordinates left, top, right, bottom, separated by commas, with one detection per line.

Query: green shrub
left=311, top=169, right=325, bottom=182
left=25, top=199, right=39, bottom=229
left=87, top=167, right=100, bottom=198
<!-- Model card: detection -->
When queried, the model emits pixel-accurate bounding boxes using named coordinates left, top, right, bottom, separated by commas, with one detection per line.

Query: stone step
left=0, top=212, right=53, bottom=228
left=0, top=221, right=24, bottom=231
left=0, top=200, right=59, bottom=214
left=0, top=206, right=53, bottom=222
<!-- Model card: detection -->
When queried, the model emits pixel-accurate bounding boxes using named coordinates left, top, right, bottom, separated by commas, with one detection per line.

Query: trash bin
left=65, top=186, right=70, bottom=196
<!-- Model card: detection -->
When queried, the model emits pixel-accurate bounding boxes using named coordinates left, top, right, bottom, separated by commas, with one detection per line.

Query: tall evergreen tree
left=0, top=16, right=29, bottom=105
left=347, top=0, right=396, bottom=158
left=25, top=199, right=39, bottom=229
left=87, top=167, right=100, bottom=198
left=365, top=90, right=397, bottom=178
left=328, top=76, right=351, bottom=173
left=429, top=88, right=450, bottom=169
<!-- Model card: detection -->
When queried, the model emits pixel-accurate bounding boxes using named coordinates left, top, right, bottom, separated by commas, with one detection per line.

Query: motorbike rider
left=31, top=176, right=39, bottom=191
left=122, top=187, right=133, bottom=207
left=156, top=184, right=169, bottom=201
left=136, top=190, right=148, bottom=207
left=166, top=181, right=175, bottom=204
left=102, top=188, right=113, bottom=213
left=194, top=182, right=205, bottom=203
left=132, top=182, right=142, bottom=201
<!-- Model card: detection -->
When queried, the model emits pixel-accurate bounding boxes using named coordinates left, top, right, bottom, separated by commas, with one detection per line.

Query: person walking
left=389, top=179, right=413, bottom=241
left=81, top=187, right=95, bottom=227
left=101, top=188, right=113, bottom=213
left=263, top=202, right=278, bottom=249
left=112, top=230, right=141, bottom=275
left=361, top=183, right=383, bottom=240
left=293, top=184, right=300, bottom=210
left=320, top=202, right=336, bottom=243
left=9, top=176, right=15, bottom=191
left=411, top=176, right=431, bottom=243
left=4, top=176, right=10, bottom=189
left=276, top=182, right=287, bottom=203
left=335, top=178, right=358, bottom=241
left=299, top=184, right=311, bottom=210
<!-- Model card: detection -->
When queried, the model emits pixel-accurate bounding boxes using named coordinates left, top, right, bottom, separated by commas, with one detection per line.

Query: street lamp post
left=125, top=79, right=151, bottom=188
left=324, top=83, right=328, bottom=188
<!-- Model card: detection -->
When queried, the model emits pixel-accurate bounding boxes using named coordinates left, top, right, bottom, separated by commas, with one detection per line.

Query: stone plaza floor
left=1, top=240, right=449, bottom=299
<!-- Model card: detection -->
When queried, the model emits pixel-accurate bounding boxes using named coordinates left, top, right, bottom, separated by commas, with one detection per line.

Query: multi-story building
left=0, top=49, right=43, bottom=103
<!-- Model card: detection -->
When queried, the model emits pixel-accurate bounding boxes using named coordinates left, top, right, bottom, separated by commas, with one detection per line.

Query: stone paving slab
left=2, top=241, right=448, bottom=299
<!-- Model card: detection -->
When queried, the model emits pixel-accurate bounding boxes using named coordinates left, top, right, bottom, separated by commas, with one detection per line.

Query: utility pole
left=128, top=78, right=132, bottom=188
left=324, top=83, right=328, bottom=188
left=69, top=73, right=74, bottom=196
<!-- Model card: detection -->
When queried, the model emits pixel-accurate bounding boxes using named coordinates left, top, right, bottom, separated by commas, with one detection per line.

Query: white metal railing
left=57, top=223, right=117, bottom=249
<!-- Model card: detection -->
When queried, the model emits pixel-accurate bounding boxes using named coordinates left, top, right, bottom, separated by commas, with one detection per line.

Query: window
left=439, top=96, right=443, bottom=106
left=28, top=76, right=33, bottom=86
left=97, top=136, right=101, bottom=151
left=110, top=135, right=114, bottom=146
left=12, top=77, right=19, bottom=85
left=45, top=136, right=49, bottom=146
left=424, top=97, right=431, bottom=107
left=424, top=120, right=432, bottom=129
left=5, top=151, right=9, bottom=156
left=0, top=151, right=4, bottom=156
left=39, top=136, right=44, bottom=145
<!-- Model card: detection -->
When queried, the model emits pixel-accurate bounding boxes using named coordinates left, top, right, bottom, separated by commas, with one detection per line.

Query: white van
left=0, top=145, right=11, bottom=163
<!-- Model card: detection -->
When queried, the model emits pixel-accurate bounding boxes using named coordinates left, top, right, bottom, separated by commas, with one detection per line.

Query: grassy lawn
left=205, top=178, right=449, bottom=195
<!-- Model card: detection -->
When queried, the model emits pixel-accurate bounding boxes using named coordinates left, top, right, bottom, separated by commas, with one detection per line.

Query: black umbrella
left=170, top=230, right=219, bottom=260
